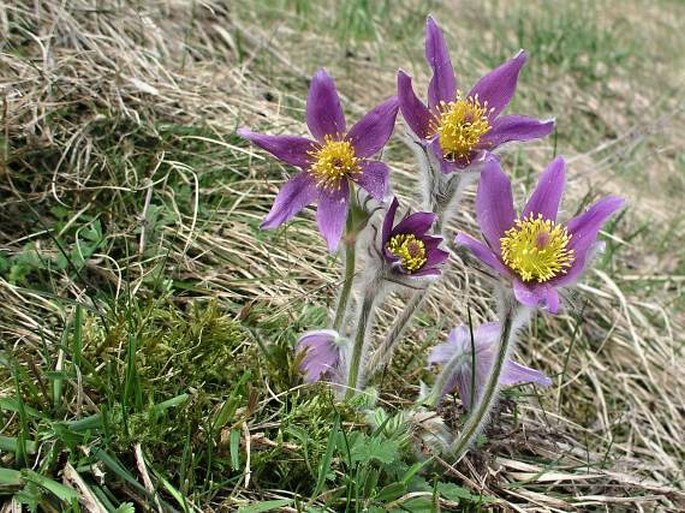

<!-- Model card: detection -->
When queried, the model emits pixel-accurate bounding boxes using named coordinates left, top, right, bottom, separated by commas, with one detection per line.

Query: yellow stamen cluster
left=307, top=136, right=361, bottom=190
left=500, top=214, right=575, bottom=283
left=433, top=94, right=491, bottom=161
left=387, top=234, right=427, bottom=273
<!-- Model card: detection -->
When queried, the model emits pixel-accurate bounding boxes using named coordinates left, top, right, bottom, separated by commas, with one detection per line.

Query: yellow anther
left=308, top=136, right=360, bottom=190
left=500, top=213, right=575, bottom=282
left=387, top=234, right=427, bottom=273
left=432, top=94, right=491, bottom=161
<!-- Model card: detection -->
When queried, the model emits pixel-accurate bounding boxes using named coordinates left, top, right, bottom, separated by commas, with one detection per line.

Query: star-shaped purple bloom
left=397, top=16, right=554, bottom=172
left=428, top=322, right=552, bottom=409
left=238, top=69, right=399, bottom=252
left=296, top=329, right=343, bottom=383
left=381, top=197, right=449, bottom=277
left=455, top=157, right=625, bottom=313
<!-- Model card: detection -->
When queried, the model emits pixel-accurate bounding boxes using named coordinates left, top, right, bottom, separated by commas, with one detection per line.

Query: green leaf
left=341, top=432, right=399, bottom=465
left=23, top=469, right=79, bottom=502
left=114, top=503, right=136, bottom=513
left=312, top=413, right=339, bottom=498
left=437, top=482, right=490, bottom=504
left=229, top=428, right=241, bottom=471
left=388, top=496, right=434, bottom=513
left=237, top=499, right=293, bottom=513
left=375, top=482, right=406, bottom=502
left=0, top=467, right=22, bottom=486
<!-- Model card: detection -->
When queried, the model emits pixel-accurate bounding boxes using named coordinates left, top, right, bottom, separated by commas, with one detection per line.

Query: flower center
left=308, top=136, right=361, bottom=190
left=500, top=214, right=575, bottom=282
left=387, top=234, right=427, bottom=273
left=433, top=95, right=491, bottom=161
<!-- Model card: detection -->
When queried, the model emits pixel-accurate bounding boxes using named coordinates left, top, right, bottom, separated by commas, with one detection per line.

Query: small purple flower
left=296, top=329, right=343, bottom=383
left=428, top=322, right=552, bottom=409
left=381, top=197, right=449, bottom=277
left=238, top=69, right=399, bottom=252
left=397, top=16, right=554, bottom=172
left=455, top=157, right=625, bottom=313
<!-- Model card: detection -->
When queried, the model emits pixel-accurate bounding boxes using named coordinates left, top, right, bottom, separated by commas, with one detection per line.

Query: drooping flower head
left=381, top=197, right=449, bottom=277
left=238, top=69, right=399, bottom=251
left=455, top=157, right=625, bottom=313
left=428, top=322, right=552, bottom=409
left=398, top=16, right=554, bottom=172
left=296, top=329, right=344, bottom=383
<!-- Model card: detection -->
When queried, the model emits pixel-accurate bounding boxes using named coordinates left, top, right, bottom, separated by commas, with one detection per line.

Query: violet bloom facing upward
left=381, top=197, right=449, bottom=278
left=296, top=330, right=344, bottom=383
left=428, top=322, right=552, bottom=409
left=455, top=157, right=625, bottom=313
left=398, top=16, right=554, bottom=172
left=238, top=69, right=399, bottom=252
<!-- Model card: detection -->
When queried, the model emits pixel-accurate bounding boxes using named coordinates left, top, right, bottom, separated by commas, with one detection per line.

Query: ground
left=0, top=1, right=683, bottom=512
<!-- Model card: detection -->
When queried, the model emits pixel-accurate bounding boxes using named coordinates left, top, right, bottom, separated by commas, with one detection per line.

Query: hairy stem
left=332, top=234, right=356, bottom=332
left=345, top=285, right=379, bottom=399
left=424, top=346, right=473, bottom=408
left=449, top=300, right=519, bottom=460
left=366, top=288, right=426, bottom=373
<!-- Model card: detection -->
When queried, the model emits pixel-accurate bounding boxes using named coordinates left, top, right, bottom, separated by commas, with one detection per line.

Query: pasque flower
left=296, top=330, right=344, bottom=383
left=398, top=16, right=554, bottom=171
left=381, top=197, right=449, bottom=278
left=455, top=157, right=625, bottom=313
left=238, top=69, right=399, bottom=251
left=427, top=322, right=552, bottom=409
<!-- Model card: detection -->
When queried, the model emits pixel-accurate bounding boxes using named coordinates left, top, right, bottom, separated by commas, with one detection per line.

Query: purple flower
left=397, top=16, right=554, bottom=172
left=238, top=69, right=399, bottom=252
left=296, top=329, right=343, bottom=383
left=428, top=322, right=552, bottom=409
left=381, top=197, right=449, bottom=277
left=455, top=157, right=625, bottom=313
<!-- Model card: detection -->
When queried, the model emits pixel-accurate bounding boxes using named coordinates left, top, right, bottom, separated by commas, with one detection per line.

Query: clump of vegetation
left=1, top=1, right=682, bottom=511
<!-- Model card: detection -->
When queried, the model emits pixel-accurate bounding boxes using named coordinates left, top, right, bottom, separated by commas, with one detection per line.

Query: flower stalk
left=345, top=280, right=381, bottom=399
left=332, top=216, right=357, bottom=332
left=449, top=294, right=521, bottom=460
left=367, top=288, right=426, bottom=372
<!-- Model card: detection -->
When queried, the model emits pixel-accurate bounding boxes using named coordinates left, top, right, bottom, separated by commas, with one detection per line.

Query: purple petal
left=546, top=288, right=561, bottom=314
left=513, top=280, right=559, bottom=312
left=553, top=196, right=625, bottom=286
left=393, top=211, right=436, bottom=238
left=425, top=16, right=457, bottom=109
left=476, top=159, right=516, bottom=251
left=261, top=172, right=318, bottom=229
left=468, top=50, right=527, bottom=119
left=428, top=139, right=486, bottom=173
left=501, top=361, right=553, bottom=388
left=480, top=115, right=555, bottom=148
left=455, top=233, right=510, bottom=276
left=552, top=240, right=604, bottom=287
left=306, top=69, right=346, bottom=141
left=421, top=246, right=450, bottom=269
left=428, top=344, right=454, bottom=366
left=428, top=326, right=464, bottom=364
left=567, top=196, right=625, bottom=256
left=474, top=322, right=500, bottom=345
left=452, top=369, right=475, bottom=409
left=238, top=129, right=315, bottom=168
left=411, top=265, right=444, bottom=278
left=355, top=160, right=389, bottom=201
left=397, top=71, right=434, bottom=140
left=317, top=181, right=350, bottom=252
left=522, top=157, right=566, bottom=221
left=347, top=97, right=399, bottom=158
left=297, top=330, right=341, bottom=383
left=382, top=197, right=400, bottom=247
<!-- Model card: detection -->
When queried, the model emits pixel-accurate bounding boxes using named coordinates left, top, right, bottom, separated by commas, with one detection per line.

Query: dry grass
left=1, top=0, right=684, bottom=511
